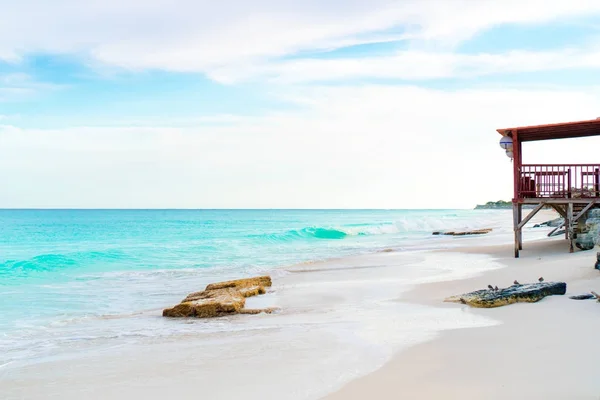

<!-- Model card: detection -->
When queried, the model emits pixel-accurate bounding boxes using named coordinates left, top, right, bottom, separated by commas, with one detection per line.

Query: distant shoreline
left=474, top=200, right=512, bottom=209
left=474, top=201, right=538, bottom=210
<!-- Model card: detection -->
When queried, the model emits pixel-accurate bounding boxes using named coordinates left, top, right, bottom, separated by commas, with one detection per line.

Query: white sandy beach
left=327, top=229, right=600, bottom=399
left=4, top=210, right=600, bottom=400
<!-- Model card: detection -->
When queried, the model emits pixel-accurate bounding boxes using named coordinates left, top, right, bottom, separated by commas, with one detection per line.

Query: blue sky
left=2, top=0, right=600, bottom=208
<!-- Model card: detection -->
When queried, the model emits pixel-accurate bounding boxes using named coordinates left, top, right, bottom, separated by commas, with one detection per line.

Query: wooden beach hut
left=496, top=118, right=600, bottom=258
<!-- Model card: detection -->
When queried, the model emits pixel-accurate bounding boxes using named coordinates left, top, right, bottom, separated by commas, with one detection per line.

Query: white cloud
left=206, top=46, right=600, bottom=83
left=2, top=84, right=600, bottom=208
left=3, top=1, right=600, bottom=208
left=1, top=0, right=600, bottom=75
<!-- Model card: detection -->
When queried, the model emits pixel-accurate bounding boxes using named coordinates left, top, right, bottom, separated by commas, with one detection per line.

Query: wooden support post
left=513, top=202, right=520, bottom=258
left=568, top=203, right=574, bottom=253
left=518, top=203, right=523, bottom=250
left=565, top=205, right=570, bottom=240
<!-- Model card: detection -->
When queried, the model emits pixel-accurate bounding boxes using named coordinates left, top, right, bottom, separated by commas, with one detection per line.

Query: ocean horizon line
left=0, top=207, right=474, bottom=211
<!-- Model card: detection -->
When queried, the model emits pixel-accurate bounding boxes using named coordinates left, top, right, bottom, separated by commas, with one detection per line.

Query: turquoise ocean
left=0, top=209, right=510, bottom=370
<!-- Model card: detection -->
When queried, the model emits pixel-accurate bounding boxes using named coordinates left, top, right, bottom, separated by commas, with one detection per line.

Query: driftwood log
left=432, top=228, right=492, bottom=236
left=163, top=276, right=278, bottom=318
left=445, top=282, right=566, bottom=308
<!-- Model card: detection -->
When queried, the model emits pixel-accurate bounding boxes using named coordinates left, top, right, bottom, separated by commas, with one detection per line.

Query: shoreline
left=325, top=238, right=600, bottom=399
left=3, top=209, right=578, bottom=400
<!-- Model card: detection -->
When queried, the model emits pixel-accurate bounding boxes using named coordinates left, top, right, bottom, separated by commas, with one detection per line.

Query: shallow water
left=0, top=208, right=546, bottom=387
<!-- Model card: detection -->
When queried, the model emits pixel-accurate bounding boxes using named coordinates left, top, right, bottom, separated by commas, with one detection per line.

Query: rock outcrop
left=205, top=276, right=272, bottom=291
left=576, top=209, right=600, bottom=250
left=533, top=218, right=564, bottom=228
left=432, top=228, right=492, bottom=236
left=445, top=281, right=566, bottom=308
left=163, top=276, right=276, bottom=318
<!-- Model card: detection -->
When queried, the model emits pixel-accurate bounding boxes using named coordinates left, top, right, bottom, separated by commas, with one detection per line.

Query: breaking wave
left=253, top=212, right=504, bottom=243
left=256, top=223, right=401, bottom=242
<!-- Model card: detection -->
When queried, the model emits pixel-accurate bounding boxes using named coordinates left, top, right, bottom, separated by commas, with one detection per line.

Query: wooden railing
left=519, top=164, right=600, bottom=199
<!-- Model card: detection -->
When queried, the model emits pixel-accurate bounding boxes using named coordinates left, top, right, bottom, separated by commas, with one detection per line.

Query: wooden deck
left=496, top=119, right=600, bottom=258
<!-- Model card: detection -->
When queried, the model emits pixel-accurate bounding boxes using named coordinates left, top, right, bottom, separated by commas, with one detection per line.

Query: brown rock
left=238, top=285, right=267, bottom=297
left=239, top=307, right=279, bottom=315
left=181, top=285, right=266, bottom=302
left=163, top=288, right=246, bottom=318
left=163, top=276, right=274, bottom=318
left=206, top=276, right=272, bottom=291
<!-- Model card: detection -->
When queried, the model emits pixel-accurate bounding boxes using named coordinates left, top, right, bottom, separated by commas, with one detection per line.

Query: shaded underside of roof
left=496, top=119, right=600, bottom=142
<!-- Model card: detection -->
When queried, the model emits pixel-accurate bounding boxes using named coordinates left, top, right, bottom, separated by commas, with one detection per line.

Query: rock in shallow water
left=163, top=276, right=275, bottom=318
left=445, top=282, right=567, bottom=308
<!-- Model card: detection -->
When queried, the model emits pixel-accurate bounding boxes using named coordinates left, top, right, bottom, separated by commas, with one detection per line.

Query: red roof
left=496, top=118, right=600, bottom=142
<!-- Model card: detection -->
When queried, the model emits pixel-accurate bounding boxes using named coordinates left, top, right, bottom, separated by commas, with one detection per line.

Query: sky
left=2, top=0, right=600, bottom=209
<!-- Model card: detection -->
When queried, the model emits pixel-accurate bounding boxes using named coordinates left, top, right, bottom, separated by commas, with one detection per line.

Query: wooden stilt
left=513, top=202, right=546, bottom=254
left=564, top=206, right=570, bottom=240
left=568, top=203, right=574, bottom=253
left=513, top=202, right=520, bottom=258
left=517, top=203, right=523, bottom=250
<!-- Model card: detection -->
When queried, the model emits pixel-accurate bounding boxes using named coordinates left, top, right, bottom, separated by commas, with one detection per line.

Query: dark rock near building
left=569, top=294, right=596, bottom=300
left=576, top=233, right=595, bottom=250
left=575, top=209, right=600, bottom=251
left=445, top=281, right=567, bottom=308
left=533, top=218, right=564, bottom=228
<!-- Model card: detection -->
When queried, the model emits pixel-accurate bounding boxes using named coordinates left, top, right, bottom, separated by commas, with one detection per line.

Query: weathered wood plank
left=517, top=202, right=546, bottom=230
left=573, top=201, right=597, bottom=222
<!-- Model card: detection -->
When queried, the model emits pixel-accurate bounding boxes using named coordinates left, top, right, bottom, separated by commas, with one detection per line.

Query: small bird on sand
left=514, top=280, right=520, bottom=285
left=494, top=286, right=499, bottom=291
left=487, top=285, right=494, bottom=290
left=538, top=277, right=544, bottom=282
